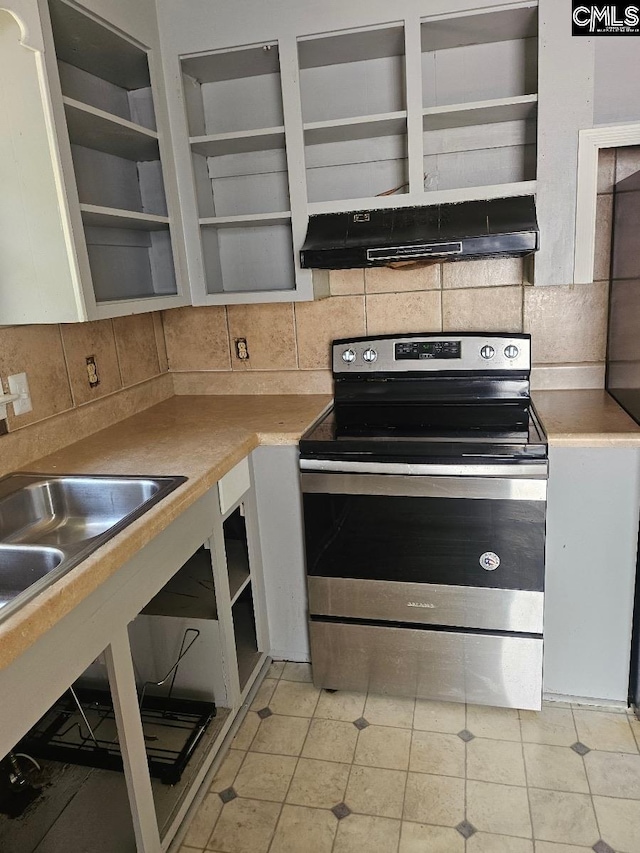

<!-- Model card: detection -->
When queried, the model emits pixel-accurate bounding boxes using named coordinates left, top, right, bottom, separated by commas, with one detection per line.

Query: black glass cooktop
left=300, top=404, right=548, bottom=464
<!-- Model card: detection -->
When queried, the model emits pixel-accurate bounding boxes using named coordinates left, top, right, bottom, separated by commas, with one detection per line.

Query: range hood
left=300, top=196, right=539, bottom=269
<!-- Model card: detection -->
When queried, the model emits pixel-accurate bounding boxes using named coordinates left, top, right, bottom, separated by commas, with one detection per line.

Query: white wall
left=595, top=39, right=640, bottom=125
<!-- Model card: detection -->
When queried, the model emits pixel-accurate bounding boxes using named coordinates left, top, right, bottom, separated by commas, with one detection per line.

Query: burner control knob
left=504, top=345, right=520, bottom=360
left=480, top=345, right=495, bottom=360
left=363, top=348, right=378, bottom=363
left=341, top=348, right=356, bottom=363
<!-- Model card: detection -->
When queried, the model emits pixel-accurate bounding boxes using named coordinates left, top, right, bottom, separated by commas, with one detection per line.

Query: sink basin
left=0, top=475, right=170, bottom=546
left=0, top=544, right=64, bottom=610
left=0, top=473, right=187, bottom=624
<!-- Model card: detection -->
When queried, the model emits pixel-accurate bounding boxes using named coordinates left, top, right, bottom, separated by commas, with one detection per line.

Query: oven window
left=303, top=493, right=545, bottom=591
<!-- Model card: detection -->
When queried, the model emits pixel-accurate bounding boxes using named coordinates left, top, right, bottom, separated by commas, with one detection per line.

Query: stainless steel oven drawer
left=309, top=619, right=543, bottom=710
left=309, top=577, right=543, bottom=634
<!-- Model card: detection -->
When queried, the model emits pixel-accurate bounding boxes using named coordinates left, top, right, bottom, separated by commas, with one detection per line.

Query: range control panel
left=332, top=334, right=531, bottom=374
left=395, top=340, right=461, bottom=360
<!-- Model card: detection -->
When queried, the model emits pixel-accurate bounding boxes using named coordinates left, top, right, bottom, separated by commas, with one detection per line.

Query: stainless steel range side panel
left=309, top=620, right=543, bottom=710
left=308, top=577, right=544, bottom=634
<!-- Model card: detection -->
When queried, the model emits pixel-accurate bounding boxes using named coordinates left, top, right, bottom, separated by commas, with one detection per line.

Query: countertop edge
left=532, top=389, right=640, bottom=448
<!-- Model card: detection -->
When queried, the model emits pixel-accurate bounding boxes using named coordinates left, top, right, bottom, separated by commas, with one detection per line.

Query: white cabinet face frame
left=5, top=0, right=189, bottom=323
left=52, top=0, right=187, bottom=318
left=574, top=122, right=640, bottom=284
left=177, top=37, right=318, bottom=304
left=220, top=482, right=270, bottom=702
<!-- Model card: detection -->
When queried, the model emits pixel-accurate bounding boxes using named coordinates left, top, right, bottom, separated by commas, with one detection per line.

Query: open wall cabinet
left=176, top=39, right=324, bottom=304
left=0, top=0, right=187, bottom=324
left=167, top=0, right=539, bottom=303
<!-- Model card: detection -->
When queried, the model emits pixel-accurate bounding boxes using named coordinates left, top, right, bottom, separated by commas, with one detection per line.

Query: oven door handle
left=301, top=471, right=546, bottom=501
left=300, top=458, right=547, bottom=479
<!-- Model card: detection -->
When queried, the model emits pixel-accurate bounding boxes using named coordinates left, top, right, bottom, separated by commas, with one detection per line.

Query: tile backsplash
left=0, top=313, right=169, bottom=436
left=162, top=261, right=610, bottom=393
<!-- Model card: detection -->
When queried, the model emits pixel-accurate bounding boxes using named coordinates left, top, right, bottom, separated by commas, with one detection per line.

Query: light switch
left=8, top=372, right=33, bottom=416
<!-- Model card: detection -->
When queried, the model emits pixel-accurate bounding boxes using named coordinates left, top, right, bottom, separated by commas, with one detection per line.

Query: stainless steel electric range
left=299, top=333, right=548, bottom=711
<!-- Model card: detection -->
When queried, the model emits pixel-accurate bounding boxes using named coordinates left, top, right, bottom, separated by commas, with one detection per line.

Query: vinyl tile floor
left=179, top=662, right=640, bottom=853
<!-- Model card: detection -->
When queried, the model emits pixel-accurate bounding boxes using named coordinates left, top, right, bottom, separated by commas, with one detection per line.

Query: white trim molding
left=574, top=122, right=640, bottom=284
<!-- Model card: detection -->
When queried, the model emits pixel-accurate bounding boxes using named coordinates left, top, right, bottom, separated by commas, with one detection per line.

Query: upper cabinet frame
left=163, top=0, right=539, bottom=304
left=173, top=36, right=325, bottom=304
left=0, top=0, right=188, bottom=324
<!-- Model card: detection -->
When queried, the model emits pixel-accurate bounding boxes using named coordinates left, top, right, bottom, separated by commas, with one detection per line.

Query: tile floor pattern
left=179, top=662, right=640, bottom=853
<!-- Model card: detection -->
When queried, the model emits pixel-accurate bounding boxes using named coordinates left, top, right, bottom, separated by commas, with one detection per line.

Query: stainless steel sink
left=0, top=475, right=174, bottom=546
left=0, top=544, right=64, bottom=610
left=0, top=473, right=187, bottom=624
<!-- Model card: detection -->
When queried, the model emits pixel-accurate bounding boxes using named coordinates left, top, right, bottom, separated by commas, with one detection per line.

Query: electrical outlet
left=7, top=372, right=32, bottom=415
left=235, top=338, right=250, bottom=360
left=86, top=356, right=100, bottom=388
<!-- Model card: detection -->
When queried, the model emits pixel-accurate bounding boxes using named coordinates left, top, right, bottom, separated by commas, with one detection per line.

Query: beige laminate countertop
left=0, top=394, right=330, bottom=672
left=532, top=389, right=640, bottom=446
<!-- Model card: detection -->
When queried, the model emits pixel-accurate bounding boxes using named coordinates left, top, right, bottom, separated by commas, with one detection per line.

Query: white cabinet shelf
left=80, top=203, right=170, bottom=230
left=422, top=94, right=537, bottom=131
left=190, top=127, right=286, bottom=157
left=63, top=96, right=160, bottom=161
left=304, top=112, right=407, bottom=146
left=200, top=211, right=291, bottom=227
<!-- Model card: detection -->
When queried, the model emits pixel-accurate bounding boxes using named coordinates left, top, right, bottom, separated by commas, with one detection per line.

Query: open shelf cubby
left=422, top=118, right=537, bottom=194
left=141, top=546, right=218, bottom=621
left=63, top=96, right=159, bottom=161
left=223, top=506, right=251, bottom=605
left=305, top=127, right=408, bottom=205
left=181, top=42, right=295, bottom=295
left=49, top=0, right=177, bottom=302
left=182, top=42, right=284, bottom=136
left=130, top=544, right=225, bottom=705
left=201, top=220, right=295, bottom=295
left=420, top=4, right=538, bottom=196
left=299, top=24, right=408, bottom=206
left=232, top=583, right=261, bottom=692
left=298, top=25, right=406, bottom=123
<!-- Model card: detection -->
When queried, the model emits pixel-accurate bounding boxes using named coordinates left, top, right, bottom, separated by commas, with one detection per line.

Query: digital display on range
left=395, top=340, right=461, bottom=360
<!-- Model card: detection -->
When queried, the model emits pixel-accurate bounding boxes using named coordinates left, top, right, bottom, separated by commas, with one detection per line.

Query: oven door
left=301, top=463, right=547, bottom=635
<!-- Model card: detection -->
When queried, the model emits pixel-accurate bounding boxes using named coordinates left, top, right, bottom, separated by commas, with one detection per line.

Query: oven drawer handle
left=301, top=472, right=547, bottom=501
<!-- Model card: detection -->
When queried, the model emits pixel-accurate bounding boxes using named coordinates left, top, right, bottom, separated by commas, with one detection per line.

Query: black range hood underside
left=300, top=196, right=539, bottom=269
